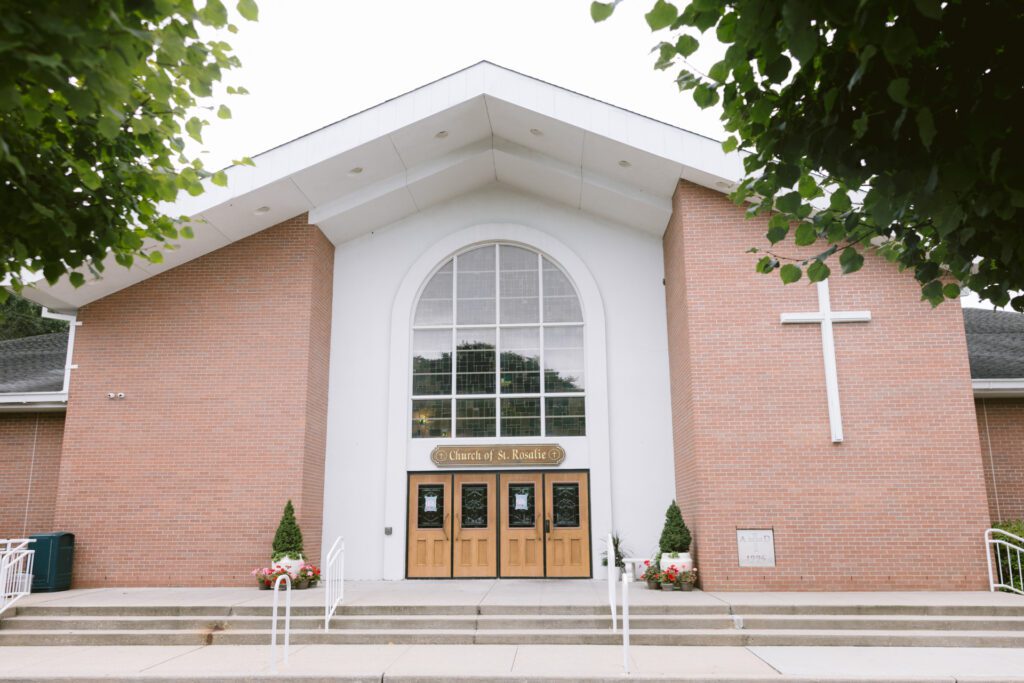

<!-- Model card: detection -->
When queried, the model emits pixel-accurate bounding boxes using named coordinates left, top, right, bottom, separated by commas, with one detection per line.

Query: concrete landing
left=1, top=643, right=1024, bottom=681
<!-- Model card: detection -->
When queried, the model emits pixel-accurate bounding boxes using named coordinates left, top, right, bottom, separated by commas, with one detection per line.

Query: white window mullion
left=494, top=244, right=502, bottom=437
left=451, top=253, right=458, bottom=438
left=538, top=250, right=546, bottom=437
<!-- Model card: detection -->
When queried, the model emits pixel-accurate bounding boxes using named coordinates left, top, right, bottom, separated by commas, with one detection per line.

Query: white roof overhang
left=19, top=61, right=742, bottom=311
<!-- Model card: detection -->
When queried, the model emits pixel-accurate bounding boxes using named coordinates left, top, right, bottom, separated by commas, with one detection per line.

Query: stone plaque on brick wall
left=737, top=529, right=776, bottom=567
left=430, top=444, right=565, bottom=467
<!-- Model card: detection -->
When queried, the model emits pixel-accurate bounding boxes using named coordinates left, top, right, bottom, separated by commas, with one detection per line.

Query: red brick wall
left=976, top=398, right=1024, bottom=523
left=0, top=413, right=65, bottom=537
left=664, top=180, right=992, bottom=590
left=52, top=216, right=334, bottom=586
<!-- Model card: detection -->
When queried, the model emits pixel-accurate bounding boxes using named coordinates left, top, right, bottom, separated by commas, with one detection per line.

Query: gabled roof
left=964, top=308, right=1024, bottom=380
left=20, top=61, right=741, bottom=313
left=0, top=332, right=67, bottom=393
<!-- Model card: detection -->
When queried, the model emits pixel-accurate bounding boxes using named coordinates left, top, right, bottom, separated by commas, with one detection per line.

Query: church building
left=2, top=63, right=1022, bottom=590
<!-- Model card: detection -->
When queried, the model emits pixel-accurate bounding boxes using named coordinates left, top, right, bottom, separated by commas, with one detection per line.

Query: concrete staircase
left=4, top=600, right=1024, bottom=648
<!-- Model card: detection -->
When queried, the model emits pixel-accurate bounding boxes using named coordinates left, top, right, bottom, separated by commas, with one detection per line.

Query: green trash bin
left=29, top=532, right=74, bottom=592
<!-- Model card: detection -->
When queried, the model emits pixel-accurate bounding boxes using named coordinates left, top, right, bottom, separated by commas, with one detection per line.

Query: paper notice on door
left=514, top=493, right=529, bottom=510
left=423, top=495, right=438, bottom=512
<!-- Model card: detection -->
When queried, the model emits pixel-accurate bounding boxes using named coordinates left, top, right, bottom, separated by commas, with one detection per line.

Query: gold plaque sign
left=430, top=444, right=565, bottom=467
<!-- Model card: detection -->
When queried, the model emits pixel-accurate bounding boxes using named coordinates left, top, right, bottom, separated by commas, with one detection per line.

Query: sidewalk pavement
left=2, top=643, right=1024, bottom=680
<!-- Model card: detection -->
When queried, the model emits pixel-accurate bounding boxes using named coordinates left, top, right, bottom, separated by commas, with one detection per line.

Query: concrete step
left=4, top=626, right=1024, bottom=648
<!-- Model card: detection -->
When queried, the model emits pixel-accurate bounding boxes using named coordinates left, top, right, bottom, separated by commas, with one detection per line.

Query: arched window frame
left=410, top=242, right=586, bottom=439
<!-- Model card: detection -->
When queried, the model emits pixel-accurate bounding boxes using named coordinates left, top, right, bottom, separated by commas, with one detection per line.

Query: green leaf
left=848, top=45, right=877, bottom=90
left=692, top=84, right=718, bottom=108
left=798, top=174, right=820, bottom=199
left=807, top=260, right=831, bottom=282
left=69, top=272, right=85, bottom=288
left=708, top=60, right=729, bottom=83
left=211, top=170, right=228, bottom=187
left=887, top=78, right=910, bottom=106
left=852, top=112, right=869, bottom=139
left=829, top=191, right=852, bottom=212
left=776, top=191, right=802, bottom=214
left=97, top=113, right=123, bottom=140
left=779, top=264, right=802, bottom=284
left=675, top=34, right=699, bottom=58
left=767, top=215, right=789, bottom=244
left=78, top=166, right=102, bottom=191
left=755, top=255, right=778, bottom=274
left=237, top=0, right=259, bottom=21
left=645, top=0, right=678, bottom=31
left=942, top=283, right=961, bottom=299
left=794, top=222, right=817, bottom=246
left=217, top=104, right=231, bottom=119
left=916, top=107, right=936, bottom=149
left=839, top=247, right=864, bottom=274
left=920, top=279, right=944, bottom=305
left=185, top=117, right=204, bottom=143
left=721, top=136, right=738, bottom=153
left=913, top=0, right=942, bottom=19
left=591, top=1, right=616, bottom=22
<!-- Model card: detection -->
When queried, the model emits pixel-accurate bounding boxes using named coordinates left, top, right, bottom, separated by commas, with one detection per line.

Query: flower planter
left=258, top=580, right=271, bottom=590
left=660, top=552, right=693, bottom=573
left=660, top=582, right=675, bottom=591
left=646, top=579, right=660, bottom=590
left=295, top=579, right=310, bottom=590
left=679, top=582, right=694, bottom=592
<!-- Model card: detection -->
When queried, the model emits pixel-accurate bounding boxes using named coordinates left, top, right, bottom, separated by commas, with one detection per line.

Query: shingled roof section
left=963, top=307, right=1024, bottom=380
left=0, top=332, right=69, bottom=393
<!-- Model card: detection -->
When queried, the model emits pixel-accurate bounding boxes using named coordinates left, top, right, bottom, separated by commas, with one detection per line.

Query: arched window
left=411, top=243, right=585, bottom=439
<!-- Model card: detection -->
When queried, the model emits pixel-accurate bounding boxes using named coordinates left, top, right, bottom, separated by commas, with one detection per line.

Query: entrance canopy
left=22, top=61, right=741, bottom=312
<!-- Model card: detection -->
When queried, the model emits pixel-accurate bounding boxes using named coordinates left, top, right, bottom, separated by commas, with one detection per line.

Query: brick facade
left=0, top=413, right=65, bottom=538
left=976, top=398, right=1024, bottom=523
left=664, top=180, right=993, bottom=590
left=51, top=215, right=334, bottom=587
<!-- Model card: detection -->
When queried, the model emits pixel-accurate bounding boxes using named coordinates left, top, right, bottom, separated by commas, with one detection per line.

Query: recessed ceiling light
left=253, top=206, right=271, bottom=215
left=435, top=130, right=449, bottom=139
left=618, top=160, right=632, bottom=168
left=529, top=128, right=543, bottom=136
left=348, top=167, right=363, bottom=176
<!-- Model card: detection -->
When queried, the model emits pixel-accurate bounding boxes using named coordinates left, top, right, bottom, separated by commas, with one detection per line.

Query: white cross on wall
left=780, top=279, right=871, bottom=443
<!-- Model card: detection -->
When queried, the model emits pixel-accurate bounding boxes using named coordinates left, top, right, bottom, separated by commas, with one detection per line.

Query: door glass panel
left=507, top=483, right=536, bottom=528
left=417, top=484, right=445, bottom=529
left=460, top=484, right=488, bottom=529
left=551, top=483, right=580, bottom=527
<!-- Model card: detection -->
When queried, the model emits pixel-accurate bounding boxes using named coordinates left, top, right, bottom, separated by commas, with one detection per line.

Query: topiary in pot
left=271, top=500, right=305, bottom=574
left=658, top=501, right=693, bottom=574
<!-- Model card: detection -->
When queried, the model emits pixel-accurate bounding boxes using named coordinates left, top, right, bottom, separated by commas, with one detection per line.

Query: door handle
left=544, top=518, right=551, bottom=534
left=455, top=513, right=461, bottom=541
left=442, top=513, right=450, bottom=541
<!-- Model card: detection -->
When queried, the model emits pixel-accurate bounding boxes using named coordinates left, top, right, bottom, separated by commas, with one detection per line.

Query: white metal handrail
left=324, top=536, right=345, bottom=631
left=621, top=568, right=631, bottom=674
left=606, top=533, right=617, bottom=632
left=986, top=528, right=1024, bottom=596
left=0, top=539, right=35, bottom=617
left=270, top=574, right=292, bottom=672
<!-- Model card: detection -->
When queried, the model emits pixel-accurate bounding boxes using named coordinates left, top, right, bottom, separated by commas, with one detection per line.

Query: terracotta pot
left=258, top=580, right=271, bottom=590
left=660, top=582, right=674, bottom=590
left=646, top=579, right=660, bottom=589
left=295, top=579, right=310, bottom=590
left=679, top=582, right=694, bottom=592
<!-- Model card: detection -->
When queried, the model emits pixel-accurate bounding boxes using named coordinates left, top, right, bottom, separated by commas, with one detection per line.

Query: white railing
left=621, top=568, right=632, bottom=674
left=986, top=528, right=1024, bottom=596
left=606, top=534, right=617, bottom=632
left=270, top=574, right=292, bottom=672
left=324, top=536, right=345, bottom=631
left=0, top=539, right=35, bottom=617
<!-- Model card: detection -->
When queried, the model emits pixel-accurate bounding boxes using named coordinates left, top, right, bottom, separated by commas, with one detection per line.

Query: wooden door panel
left=544, top=472, right=591, bottom=578
left=407, top=474, right=452, bottom=578
left=453, top=473, right=497, bottom=577
left=499, top=472, right=544, bottom=577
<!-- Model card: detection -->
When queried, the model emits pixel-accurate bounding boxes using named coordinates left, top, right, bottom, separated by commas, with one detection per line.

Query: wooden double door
left=406, top=471, right=590, bottom=578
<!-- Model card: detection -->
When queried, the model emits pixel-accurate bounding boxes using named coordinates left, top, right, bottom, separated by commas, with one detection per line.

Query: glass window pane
left=412, top=399, right=452, bottom=438
left=499, top=245, right=539, bottom=323
left=545, top=397, right=586, bottom=436
left=456, top=398, right=496, bottom=437
left=551, top=483, right=580, bottom=527
left=543, top=257, right=582, bottom=323
left=501, top=397, right=541, bottom=436
left=507, top=483, right=536, bottom=528
left=460, top=484, right=488, bottom=529
left=456, top=328, right=495, bottom=395
left=457, top=246, right=496, bottom=324
left=417, top=484, right=445, bottom=528
left=412, top=329, right=451, bottom=396
left=414, top=261, right=453, bottom=325
left=544, top=326, right=585, bottom=392
left=500, top=327, right=540, bottom=394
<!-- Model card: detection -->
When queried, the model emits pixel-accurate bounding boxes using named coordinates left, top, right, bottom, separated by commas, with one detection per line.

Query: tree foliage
left=658, top=500, right=691, bottom=554
left=272, top=499, right=305, bottom=561
left=593, top=0, right=1024, bottom=309
left=0, top=0, right=258, bottom=304
left=0, top=292, right=67, bottom=341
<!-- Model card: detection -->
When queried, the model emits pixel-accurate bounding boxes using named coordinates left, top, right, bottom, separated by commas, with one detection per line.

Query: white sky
left=193, top=0, right=997, bottom=309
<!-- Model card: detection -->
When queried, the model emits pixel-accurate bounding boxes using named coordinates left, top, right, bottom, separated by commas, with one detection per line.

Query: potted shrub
left=658, top=501, right=693, bottom=573
left=601, top=533, right=628, bottom=581
left=272, top=500, right=306, bottom=575
left=252, top=564, right=294, bottom=590
left=295, top=563, right=321, bottom=590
